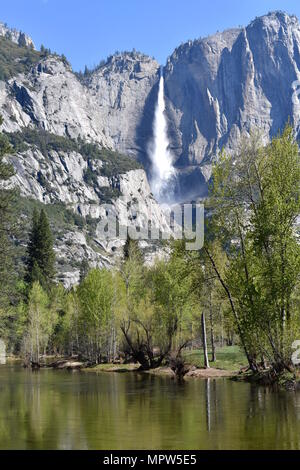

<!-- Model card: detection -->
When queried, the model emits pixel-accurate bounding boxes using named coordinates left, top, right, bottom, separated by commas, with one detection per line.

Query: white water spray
left=149, top=72, right=175, bottom=201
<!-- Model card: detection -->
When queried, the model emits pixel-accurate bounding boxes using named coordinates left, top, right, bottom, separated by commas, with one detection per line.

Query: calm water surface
left=0, top=364, right=299, bottom=449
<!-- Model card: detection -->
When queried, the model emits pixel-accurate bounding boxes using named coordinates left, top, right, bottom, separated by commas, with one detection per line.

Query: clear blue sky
left=1, top=0, right=300, bottom=71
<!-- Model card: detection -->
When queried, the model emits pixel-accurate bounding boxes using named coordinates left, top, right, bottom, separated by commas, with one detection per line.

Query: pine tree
left=25, top=208, right=55, bottom=291
left=0, top=115, right=16, bottom=309
left=123, top=235, right=143, bottom=262
left=79, top=259, right=89, bottom=283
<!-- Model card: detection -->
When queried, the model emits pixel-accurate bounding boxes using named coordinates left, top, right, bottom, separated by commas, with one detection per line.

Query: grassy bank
left=20, top=346, right=299, bottom=389
left=81, top=346, right=247, bottom=376
left=183, top=345, right=247, bottom=371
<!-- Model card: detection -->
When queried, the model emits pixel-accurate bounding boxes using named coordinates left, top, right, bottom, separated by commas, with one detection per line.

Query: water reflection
left=0, top=364, right=299, bottom=449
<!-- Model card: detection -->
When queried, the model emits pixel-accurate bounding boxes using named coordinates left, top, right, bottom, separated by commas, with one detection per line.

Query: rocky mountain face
left=0, top=21, right=35, bottom=49
left=164, top=11, right=300, bottom=198
left=0, top=29, right=165, bottom=286
left=0, top=50, right=159, bottom=161
left=3, top=131, right=171, bottom=287
left=2, top=12, right=300, bottom=201
left=1, top=11, right=300, bottom=283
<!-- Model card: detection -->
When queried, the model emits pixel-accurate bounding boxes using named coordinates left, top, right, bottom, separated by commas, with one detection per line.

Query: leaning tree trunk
left=201, top=312, right=210, bottom=369
left=204, top=247, right=258, bottom=372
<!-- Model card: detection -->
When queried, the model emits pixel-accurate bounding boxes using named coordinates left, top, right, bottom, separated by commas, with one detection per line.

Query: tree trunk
left=201, top=312, right=210, bottom=368
left=210, top=324, right=216, bottom=362
left=209, top=293, right=216, bottom=362
left=205, top=378, right=211, bottom=432
left=204, top=247, right=258, bottom=372
left=220, top=313, right=224, bottom=348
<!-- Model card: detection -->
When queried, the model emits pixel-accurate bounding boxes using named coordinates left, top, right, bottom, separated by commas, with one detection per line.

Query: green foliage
left=10, top=195, right=88, bottom=281
left=123, top=236, right=143, bottom=262
left=79, top=259, right=89, bottom=283
left=77, top=269, right=116, bottom=362
left=183, top=345, right=246, bottom=370
left=0, top=36, right=43, bottom=81
left=148, top=251, right=192, bottom=347
left=0, top=116, right=17, bottom=310
left=7, top=128, right=141, bottom=206
left=120, top=237, right=144, bottom=303
left=7, top=128, right=78, bottom=155
left=0, top=34, right=71, bottom=82
left=118, top=239, right=194, bottom=369
left=75, top=49, right=149, bottom=81
left=208, top=126, right=300, bottom=372
left=2, top=119, right=298, bottom=379
left=7, top=128, right=142, bottom=178
left=15, top=196, right=85, bottom=231
left=25, top=208, right=56, bottom=290
left=79, top=140, right=142, bottom=177
left=22, top=282, right=58, bottom=364
left=82, top=166, right=98, bottom=186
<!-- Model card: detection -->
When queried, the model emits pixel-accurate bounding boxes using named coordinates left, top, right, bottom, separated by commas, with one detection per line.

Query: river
left=0, top=364, right=299, bottom=449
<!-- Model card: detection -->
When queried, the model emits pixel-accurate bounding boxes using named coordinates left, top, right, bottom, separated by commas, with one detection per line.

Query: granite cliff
left=164, top=11, right=300, bottom=198
left=1, top=11, right=300, bottom=283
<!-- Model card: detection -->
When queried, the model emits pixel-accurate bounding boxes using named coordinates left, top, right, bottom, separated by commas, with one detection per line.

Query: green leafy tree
left=120, top=240, right=193, bottom=370
left=79, top=259, right=89, bottom=283
left=0, top=116, right=19, bottom=351
left=23, top=282, right=58, bottom=365
left=120, top=236, right=145, bottom=311
left=53, top=289, right=81, bottom=356
left=119, top=237, right=158, bottom=369
left=0, top=116, right=16, bottom=309
left=77, top=268, right=115, bottom=363
left=25, top=208, right=55, bottom=291
left=206, top=126, right=300, bottom=373
left=202, top=241, right=230, bottom=360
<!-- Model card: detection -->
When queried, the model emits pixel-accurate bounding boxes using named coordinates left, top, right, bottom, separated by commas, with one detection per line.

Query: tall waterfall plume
left=149, top=70, right=176, bottom=201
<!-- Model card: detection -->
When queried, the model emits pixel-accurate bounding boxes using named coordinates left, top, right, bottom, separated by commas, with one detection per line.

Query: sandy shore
left=146, top=366, right=237, bottom=378
left=83, top=363, right=238, bottom=378
left=17, top=357, right=238, bottom=378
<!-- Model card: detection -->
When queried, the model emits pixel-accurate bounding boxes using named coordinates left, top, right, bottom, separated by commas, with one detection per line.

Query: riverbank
left=145, top=365, right=237, bottom=378
left=234, top=368, right=300, bottom=391
left=22, top=357, right=299, bottom=388
left=80, top=346, right=246, bottom=378
left=9, top=346, right=247, bottom=379
left=6, top=347, right=300, bottom=388
left=81, top=363, right=238, bottom=378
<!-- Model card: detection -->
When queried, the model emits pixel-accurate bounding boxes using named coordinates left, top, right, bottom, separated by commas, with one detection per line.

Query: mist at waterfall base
left=148, top=74, right=177, bottom=203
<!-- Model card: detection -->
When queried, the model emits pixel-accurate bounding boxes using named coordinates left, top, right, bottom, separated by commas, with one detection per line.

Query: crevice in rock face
left=135, top=71, right=160, bottom=173
left=11, top=82, right=38, bottom=124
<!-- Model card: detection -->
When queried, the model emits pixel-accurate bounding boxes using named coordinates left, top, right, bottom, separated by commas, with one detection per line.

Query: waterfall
left=149, top=71, right=175, bottom=201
